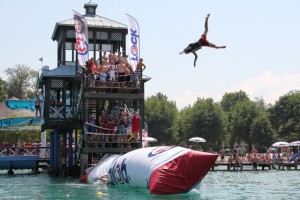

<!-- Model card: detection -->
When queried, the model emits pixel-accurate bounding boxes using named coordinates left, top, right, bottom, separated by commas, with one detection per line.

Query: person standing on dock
left=252, top=153, right=259, bottom=170
left=17, top=140, right=24, bottom=156
left=60, top=145, right=67, bottom=177
left=220, top=147, right=225, bottom=163
left=232, top=147, right=238, bottom=161
left=251, top=146, right=258, bottom=154
left=237, top=145, right=247, bottom=161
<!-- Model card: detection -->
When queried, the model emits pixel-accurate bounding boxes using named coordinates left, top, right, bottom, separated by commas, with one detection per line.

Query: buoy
left=96, top=192, right=103, bottom=197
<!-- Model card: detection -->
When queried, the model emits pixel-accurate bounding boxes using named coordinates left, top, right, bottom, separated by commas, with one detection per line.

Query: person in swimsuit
left=179, top=14, right=226, bottom=67
left=135, top=58, right=146, bottom=80
left=108, top=59, right=116, bottom=86
left=117, top=58, right=126, bottom=87
left=35, top=96, right=41, bottom=117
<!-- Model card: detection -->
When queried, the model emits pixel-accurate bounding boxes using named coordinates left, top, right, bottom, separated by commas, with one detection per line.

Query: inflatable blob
left=79, top=146, right=217, bottom=195
left=107, top=146, right=217, bottom=195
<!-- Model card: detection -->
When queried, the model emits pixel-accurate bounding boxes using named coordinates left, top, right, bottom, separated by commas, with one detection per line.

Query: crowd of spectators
left=86, top=51, right=146, bottom=88
left=216, top=145, right=300, bottom=170
left=87, top=103, right=141, bottom=146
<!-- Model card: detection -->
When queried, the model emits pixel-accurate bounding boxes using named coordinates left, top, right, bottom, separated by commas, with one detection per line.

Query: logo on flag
left=130, top=45, right=138, bottom=56
left=126, top=14, right=140, bottom=71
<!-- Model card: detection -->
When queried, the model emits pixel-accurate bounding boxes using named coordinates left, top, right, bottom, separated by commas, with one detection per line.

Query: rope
left=84, top=122, right=132, bottom=134
left=85, top=132, right=132, bottom=136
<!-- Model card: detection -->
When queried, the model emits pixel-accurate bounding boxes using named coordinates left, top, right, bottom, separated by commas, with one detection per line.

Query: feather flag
left=126, top=14, right=140, bottom=71
left=73, top=10, right=89, bottom=68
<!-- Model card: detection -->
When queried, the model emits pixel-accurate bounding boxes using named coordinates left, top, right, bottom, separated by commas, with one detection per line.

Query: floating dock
left=0, top=156, right=39, bottom=174
left=211, top=162, right=299, bottom=171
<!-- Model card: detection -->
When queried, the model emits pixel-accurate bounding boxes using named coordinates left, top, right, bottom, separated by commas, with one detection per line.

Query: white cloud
left=230, top=70, right=300, bottom=104
left=171, top=90, right=212, bottom=110
left=170, top=70, right=300, bottom=109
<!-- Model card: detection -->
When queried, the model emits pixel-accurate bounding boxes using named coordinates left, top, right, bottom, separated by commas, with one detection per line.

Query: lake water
left=0, top=169, right=299, bottom=199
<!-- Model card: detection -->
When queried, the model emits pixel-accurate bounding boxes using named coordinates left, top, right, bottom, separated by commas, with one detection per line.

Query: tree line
left=145, top=91, right=300, bottom=152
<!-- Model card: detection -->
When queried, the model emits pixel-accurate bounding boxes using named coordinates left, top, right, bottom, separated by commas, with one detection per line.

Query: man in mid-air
left=179, top=14, right=226, bottom=67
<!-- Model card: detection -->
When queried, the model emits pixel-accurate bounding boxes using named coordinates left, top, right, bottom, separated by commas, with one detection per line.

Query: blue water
left=0, top=170, right=299, bottom=199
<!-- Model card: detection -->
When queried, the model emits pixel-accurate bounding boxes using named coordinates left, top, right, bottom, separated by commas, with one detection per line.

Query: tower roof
left=84, top=1, right=98, bottom=16
left=51, top=2, right=127, bottom=41
left=40, top=65, right=78, bottom=78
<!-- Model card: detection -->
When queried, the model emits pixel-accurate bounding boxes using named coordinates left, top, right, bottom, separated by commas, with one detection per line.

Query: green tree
left=0, top=130, right=42, bottom=145
left=4, top=64, right=38, bottom=99
left=250, top=114, right=275, bottom=152
left=254, top=97, right=269, bottom=110
left=185, top=98, right=226, bottom=150
left=268, top=90, right=300, bottom=141
left=145, top=93, right=178, bottom=145
left=0, top=77, right=8, bottom=101
left=229, top=100, right=260, bottom=150
left=220, top=91, right=249, bottom=147
left=220, top=90, right=249, bottom=112
left=173, top=106, right=192, bottom=146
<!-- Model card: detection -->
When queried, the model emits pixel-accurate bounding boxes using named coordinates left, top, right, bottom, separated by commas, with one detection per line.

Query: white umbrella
left=272, top=142, right=289, bottom=157
left=272, top=141, right=289, bottom=147
left=142, top=137, right=157, bottom=142
left=189, top=137, right=206, bottom=150
left=289, top=141, right=300, bottom=153
left=289, top=141, right=300, bottom=146
left=189, top=137, right=206, bottom=143
left=31, top=142, right=41, bottom=147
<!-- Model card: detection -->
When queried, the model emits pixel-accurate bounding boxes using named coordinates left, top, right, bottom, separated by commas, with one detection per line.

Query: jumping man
left=179, top=14, right=226, bottom=67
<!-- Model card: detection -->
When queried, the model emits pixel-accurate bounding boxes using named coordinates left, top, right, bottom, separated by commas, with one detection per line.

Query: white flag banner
left=73, top=10, right=89, bottom=68
left=126, top=14, right=140, bottom=71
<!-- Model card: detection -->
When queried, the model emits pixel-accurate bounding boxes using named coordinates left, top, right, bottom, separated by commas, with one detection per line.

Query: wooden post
left=68, top=130, right=73, bottom=168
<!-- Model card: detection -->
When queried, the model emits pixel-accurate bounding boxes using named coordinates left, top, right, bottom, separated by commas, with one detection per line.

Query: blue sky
left=1, top=0, right=300, bottom=109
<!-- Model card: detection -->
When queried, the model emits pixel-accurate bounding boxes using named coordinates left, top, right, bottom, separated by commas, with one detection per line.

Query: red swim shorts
left=199, top=34, right=209, bottom=46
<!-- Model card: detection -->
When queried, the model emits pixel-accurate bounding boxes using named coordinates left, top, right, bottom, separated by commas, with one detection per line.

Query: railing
left=84, top=122, right=139, bottom=148
left=87, top=73, right=144, bottom=90
left=49, top=105, right=76, bottom=119
left=0, top=147, right=50, bottom=159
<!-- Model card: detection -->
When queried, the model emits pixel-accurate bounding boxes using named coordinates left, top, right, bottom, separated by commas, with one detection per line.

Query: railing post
left=36, top=147, right=39, bottom=157
left=68, top=130, right=73, bottom=168
left=50, top=131, right=54, bottom=167
left=54, top=130, right=59, bottom=167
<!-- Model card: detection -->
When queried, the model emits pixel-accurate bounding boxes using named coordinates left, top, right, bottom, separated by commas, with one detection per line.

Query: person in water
left=179, top=14, right=226, bottom=67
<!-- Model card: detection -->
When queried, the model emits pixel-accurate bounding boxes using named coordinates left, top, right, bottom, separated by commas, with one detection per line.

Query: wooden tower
left=39, top=1, right=150, bottom=176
